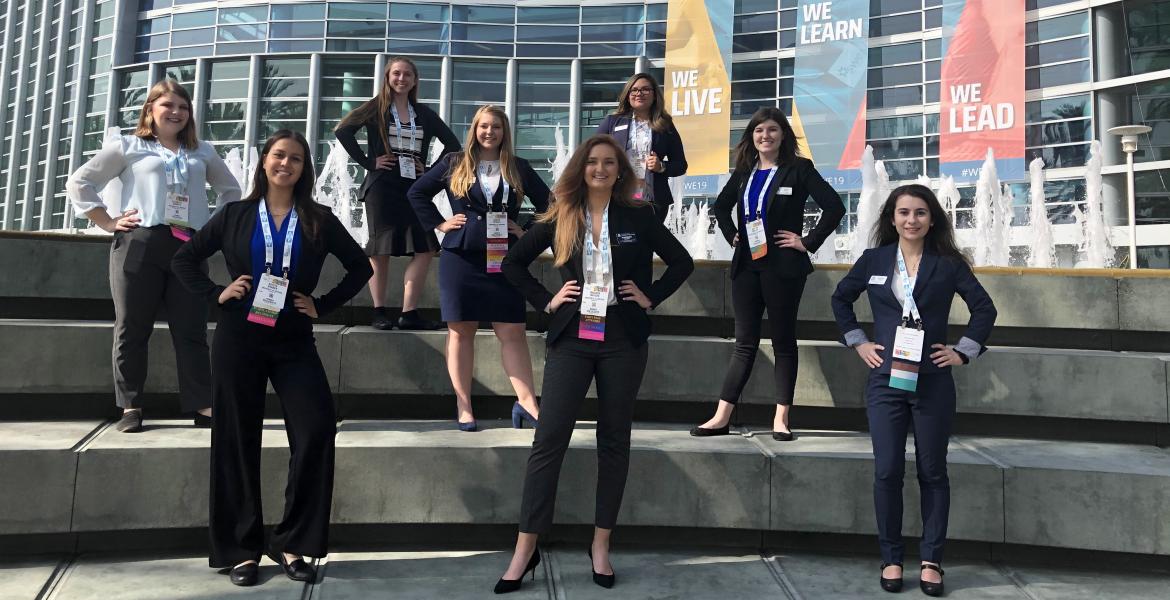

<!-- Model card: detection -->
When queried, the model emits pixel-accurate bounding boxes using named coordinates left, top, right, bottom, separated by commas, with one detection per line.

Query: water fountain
left=849, top=146, right=886, bottom=262
left=1080, top=140, right=1113, bottom=268
left=314, top=139, right=367, bottom=247
left=1027, top=157, right=1055, bottom=268
left=972, top=149, right=1012, bottom=267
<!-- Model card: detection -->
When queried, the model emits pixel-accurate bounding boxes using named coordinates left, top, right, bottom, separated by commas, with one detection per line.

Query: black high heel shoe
left=493, top=545, right=541, bottom=594
left=919, top=563, right=944, bottom=597
left=879, top=562, right=903, bottom=593
left=229, top=561, right=258, bottom=586
left=588, top=549, right=616, bottom=589
left=266, top=550, right=315, bottom=582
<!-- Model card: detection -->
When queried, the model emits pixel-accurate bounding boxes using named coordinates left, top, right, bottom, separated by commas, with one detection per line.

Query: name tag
left=486, top=211, right=508, bottom=239
left=892, top=326, right=925, bottom=363
left=614, top=124, right=629, bottom=132
left=247, top=273, right=289, bottom=327
left=165, top=192, right=190, bottom=227
left=631, top=153, right=648, bottom=180
left=615, top=232, right=637, bottom=245
left=398, top=155, right=417, bottom=179
left=578, top=284, right=608, bottom=341
left=486, top=212, right=508, bottom=273
left=868, top=275, right=888, bottom=285
left=778, top=187, right=793, bottom=196
left=746, top=219, right=768, bottom=260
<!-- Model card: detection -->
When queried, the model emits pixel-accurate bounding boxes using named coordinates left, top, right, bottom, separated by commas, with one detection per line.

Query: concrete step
left=3, top=419, right=1170, bottom=556
left=3, top=320, right=1167, bottom=427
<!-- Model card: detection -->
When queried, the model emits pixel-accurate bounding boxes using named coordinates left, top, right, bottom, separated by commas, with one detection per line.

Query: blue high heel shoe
left=511, top=402, right=538, bottom=429
left=457, top=412, right=478, bottom=432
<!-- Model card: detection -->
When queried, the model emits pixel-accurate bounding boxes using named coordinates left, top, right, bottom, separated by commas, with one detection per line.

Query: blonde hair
left=335, top=56, right=420, bottom=156
left=448, top=105, right=525, bottom=203
left=134, top=80, right=198, bottom=149
left=538, top=135, right=647, bottom=266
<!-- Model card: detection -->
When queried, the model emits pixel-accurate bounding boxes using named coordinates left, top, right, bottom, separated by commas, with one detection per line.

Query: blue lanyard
left=584, top=204, right=611, bottom=284
left=390, top=103, right=417, bottom=156
left=154, top=142, right=189, bottom=193
left=895, top=247, right=922, bottom=327
left=479, top=161, right=510, bottom=211
left=258, top=199, right=298, bottom=279
left=743, top=166, right=777, bottom=221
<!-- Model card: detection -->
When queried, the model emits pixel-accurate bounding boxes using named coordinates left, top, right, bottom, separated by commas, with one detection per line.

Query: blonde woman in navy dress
left=408, top=105, right=550, bottom=431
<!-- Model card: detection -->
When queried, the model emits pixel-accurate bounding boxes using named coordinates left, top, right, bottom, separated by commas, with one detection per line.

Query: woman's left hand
left=773, top=230, right=807, bottom=252
left=619, top=280, right=652, bottom=309
left=930, top=344, right=964, bottom=367
left=645, top=152, right=665, bottom=174
left=507, top=220, right=525, bottom=238
left=414, top=158, right=425, bottom=173
left=293, top=292, right=318, bottom=319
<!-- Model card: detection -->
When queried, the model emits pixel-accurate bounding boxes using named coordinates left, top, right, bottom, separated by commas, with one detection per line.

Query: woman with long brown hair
left=335, top=56, right=460, bottom=330
left=407, top=105, right=549, bottom=431
left=172, top=130, right=372, bottom=588
left=494, top=135, right=693, bottom=593
left=595, top=72, right=687, bottom=222
left=66, top=79, right=241, bottom=432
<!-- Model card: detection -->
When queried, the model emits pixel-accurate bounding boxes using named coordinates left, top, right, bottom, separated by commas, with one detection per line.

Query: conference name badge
left=486, top=212, right=508, bottom=273
left=747, top=219, right=768, bottom=260
left=247, top=273, right=289, bottom=327
left=889, top=326, right=925, bottom=392
left=165, top=192, right=192, bottom=240
left=398, top=154, right=416, bottom=179
left=632, top=152, right=648, bottom=180
left=578, top=284, right=608, bottom=341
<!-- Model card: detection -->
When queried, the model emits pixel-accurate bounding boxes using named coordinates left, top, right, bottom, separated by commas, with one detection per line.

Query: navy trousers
left=866, top=370, right=955, bottom=565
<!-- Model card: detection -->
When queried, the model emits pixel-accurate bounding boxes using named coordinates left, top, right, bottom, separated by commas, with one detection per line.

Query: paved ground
left=6, top=547, right=1170, bottom=599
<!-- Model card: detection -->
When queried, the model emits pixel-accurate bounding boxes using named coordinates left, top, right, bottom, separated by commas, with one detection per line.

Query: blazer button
left=477, top=215, right=483, bottom=220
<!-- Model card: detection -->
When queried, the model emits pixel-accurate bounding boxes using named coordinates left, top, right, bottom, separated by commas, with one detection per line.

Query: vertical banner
left=939, top=0, right=1025, bottom=183
left=665, top=0, right=733, bottom=175
left=792, top=0, right=869, bottom=190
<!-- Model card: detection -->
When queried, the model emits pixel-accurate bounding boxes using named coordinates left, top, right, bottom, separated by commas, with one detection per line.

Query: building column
left=1093, top=3, right=1128, bottom=82
left=37, top=0, right=74, bottom=228
left=0, top=0, right=20, bottom=226
left=439, top=55, right=452, bottom=122
left=244, top=54, right=262, bottom=152
left=569, top=59, right=582, bottom=148
left=192, top=58, right=209, bottom=131
left=635, top=56, right=650, bottom=74
left=2, top=0, right=37, bottom=229
left=148, top=62, right=164, bottom=86
left=373, top=53, right=386, bottom=95
left=65, top=0, right=99, bottom=228
left=109, top=0, right=137, bottom=68
left=1096, top=89, right=1126, bottom=166
left=505, top=58, right=517, bottom=121
left=306, top=53, right=322, bottom=153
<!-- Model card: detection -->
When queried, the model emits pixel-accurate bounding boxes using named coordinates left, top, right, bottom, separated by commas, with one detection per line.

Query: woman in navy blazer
left=408, top=105, right=550, bottom=431
left=595, top=72, right=687, bottom=222
left=831, top=184, right=996, bottom=597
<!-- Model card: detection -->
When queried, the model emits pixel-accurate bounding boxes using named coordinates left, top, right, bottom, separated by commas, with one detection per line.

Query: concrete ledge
left=0, top=421, right=99, bottom=534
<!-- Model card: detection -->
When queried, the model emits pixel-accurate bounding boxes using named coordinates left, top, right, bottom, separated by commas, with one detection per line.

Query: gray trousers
left=109, top=225, right=211, bottom=412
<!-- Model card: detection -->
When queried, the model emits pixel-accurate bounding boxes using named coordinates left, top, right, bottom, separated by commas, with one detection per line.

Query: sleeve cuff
left=844, top=329, right=869, bottom=347
left=954, top=336, right=983, bottom=361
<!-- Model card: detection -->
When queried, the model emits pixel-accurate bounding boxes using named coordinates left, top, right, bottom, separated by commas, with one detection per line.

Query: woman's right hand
left=438, top=213, right=467, bottom=233
left=102, top=208, right=141, bottom=233
left=855, top=342, right=885, bottom=369
left=374, top=154, right=398, bottom=170
left=218, top=275, right=252, bottom=305
left=549, top=279, right=581, bottom=311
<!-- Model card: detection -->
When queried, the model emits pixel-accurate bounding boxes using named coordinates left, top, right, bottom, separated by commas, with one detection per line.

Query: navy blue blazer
left=595, top=114, right=687, bottom=214
left=407, top=153, right=551, bottom=252
left=830, top=244, right=997, bottom=376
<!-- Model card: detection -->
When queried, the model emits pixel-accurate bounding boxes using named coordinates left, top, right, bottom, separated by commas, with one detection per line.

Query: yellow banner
left=665, top=0, right=733, bottom=175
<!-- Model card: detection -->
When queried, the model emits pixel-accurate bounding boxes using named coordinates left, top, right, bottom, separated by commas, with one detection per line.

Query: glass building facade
left=0, top=0, right=1166, bottom=265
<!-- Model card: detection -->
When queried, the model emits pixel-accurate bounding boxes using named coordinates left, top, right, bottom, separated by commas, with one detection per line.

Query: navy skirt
left=438, top=248, right=526, bottom=323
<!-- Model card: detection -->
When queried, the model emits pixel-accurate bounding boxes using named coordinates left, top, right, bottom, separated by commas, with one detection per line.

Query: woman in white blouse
left=66, top=79, right=241, bottom=433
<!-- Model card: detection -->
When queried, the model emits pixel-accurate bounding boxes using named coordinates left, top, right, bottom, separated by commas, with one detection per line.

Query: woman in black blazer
left=595, top=72, right=687, bottom=222
left=172, top=131, right=372, bottom=588
left=691, top=107, right=845, bottom=441
left=493, top=135, right=693, bottom=593
left=831, top=184, right=996, bottom=596
left=407, top=105, right=550, bottom=431
left=335, top=56, right=461, bottom=330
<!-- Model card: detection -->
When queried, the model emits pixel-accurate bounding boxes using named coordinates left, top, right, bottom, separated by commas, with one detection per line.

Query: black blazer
left=595, top=114, right=687, bottom=214
left=713, top=157, right=846, bottom=279
left=407, top=153, right=551, bottom=251
left=171, top=199, right=373, bottom=337
left=831, top=244, right=997, bottom=376
left=502, top=202, right=694, bottom=347
left=334, top=102, right=461, bottom=199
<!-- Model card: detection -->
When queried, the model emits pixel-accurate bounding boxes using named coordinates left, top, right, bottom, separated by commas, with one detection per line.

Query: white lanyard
left=583, top=204, right=612, bottom=284
left=895, top=247, right=922, bottom=326
left=742, top=165, right=777, bottom=222
left=479, top=163, right=510, bottom=211
left=390, top=103, right=417, bottom=155
left=154, top=142, right=189, bottom=193
left=258, top=200, right=298, bottom=279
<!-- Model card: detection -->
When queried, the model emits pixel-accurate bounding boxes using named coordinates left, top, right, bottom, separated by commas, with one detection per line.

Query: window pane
left=218, top=7, right=267, bottom=24
left=390, top=3, right=447, bottom=21
left=1026, top=94, right=1090, bottom=121
left=452, top=23, right=514, bottom=42
left=452, top=5, right=514, bottom=24
left=271, top=4, right=325, bottom=20
left=328, top=3, right=386, bottom=20
left=270, top=22, right=324, bottom=38
left=734, top=32, right=776, bottom=53
left=867, top=115, right=923, bottom=138
left=868, top=64, right=921, bottom=87
left=1025, top=61, right=1090, bottom=88
left=172, top=10, right=214, bottom=29
left=389, top=21, right=448, bottom=39
left=733, top=60, right=776, bottom=80
left=517, top=25, right=577, bottom=44
left=1026, top=11, right=1088, bottom=44
left=869, top=43, right=920, bottom=66
left=867, top=86, right=922, bottom=109
left=1026, top=120, right=1091, bottom=146
left=582, top=5, right=643, bottom=23
left=517, top=7, right=578, bottom=24
left=170, top=28, right=213, bottom=46
left=327, top=20, right=385, bottom=38
left=217, top=24, right=267, bottom=42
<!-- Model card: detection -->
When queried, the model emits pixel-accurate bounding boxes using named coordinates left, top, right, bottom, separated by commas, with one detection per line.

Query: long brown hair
left=614, top=72, right=674, bottom=133
left=334, top=56, right=420, bottom=158
left=245, top=130, right=330, bottom=244
left=872, top=184, right=969, bottom=265
left=134, top=79, right=199, bottom=149
left=538, top=135, right=647, bottom=266
left=448, top=105, right=525, bottom=202
left=732, top=107, right=800, bottom=174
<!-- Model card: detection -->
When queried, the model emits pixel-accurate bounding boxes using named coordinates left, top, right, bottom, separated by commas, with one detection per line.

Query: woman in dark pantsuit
left=831, top=184, right=996, bottom=596
left=407, top=105, right=550, bottom=431
left=172, top=131, right=372, bottom=588
left=493, top=135, right=693, bottom=593
left=691, top=107, right=845, bottom=440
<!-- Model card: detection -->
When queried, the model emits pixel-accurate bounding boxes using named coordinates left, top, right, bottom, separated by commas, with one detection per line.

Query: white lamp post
left=1107, top=124, right=1152, bottom=269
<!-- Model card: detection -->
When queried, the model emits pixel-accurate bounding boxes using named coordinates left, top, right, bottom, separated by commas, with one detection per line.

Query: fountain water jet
left=1081, top=140, right=1113, bottom=268
left=1027, top=157, right=1054, bottom=268
left=849, top=146, right=885, bottom=261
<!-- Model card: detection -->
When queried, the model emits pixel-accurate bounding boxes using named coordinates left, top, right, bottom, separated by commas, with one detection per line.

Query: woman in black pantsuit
left=172, top=131, right=372, bottom=588
left=690, top=107, right=845, bottom=440
left=407, top=105, right=550, bottom=431
left=335, top=56, right=461, bottom=330
left=832, top=184, right=995, bottom=596
left=493, top=135, right=693, bottom=593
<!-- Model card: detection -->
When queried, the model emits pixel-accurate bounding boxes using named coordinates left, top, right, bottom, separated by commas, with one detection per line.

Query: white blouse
left=478, top=160, right=501, bottom=200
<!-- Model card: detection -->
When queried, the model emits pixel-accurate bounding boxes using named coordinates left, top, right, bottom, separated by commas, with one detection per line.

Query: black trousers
left=719, top=269, right=806, bottom=405
left=866, top=371, right=955, bottom=565
left=109, top=225, right=211, bottom=411
left=208, top=317, right=336, bottom=568
left=519, top=328, right=648, bottom=534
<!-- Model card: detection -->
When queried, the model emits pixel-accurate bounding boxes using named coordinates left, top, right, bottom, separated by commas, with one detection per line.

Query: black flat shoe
left=919, top=563, right=944, bottom=597
left=397, top=311, right=444, bottom=330
left=588, top=549, right=616, bottom=589
left=115, top=410, right=143, bottom=433
left=267, top=550, right=315, bottom=582
left=689, top=424, right=729, bottom=437
left=229, top=561, right=258, bottom=586
left=193, top=413, right=212, bottom=429
left=772, top=430, right=795, bottom=442
left=494, top=545, right=541, bottom=594
left=371, top=308, right=394, bottom=330
left=879, top=562, right=903, bottom=593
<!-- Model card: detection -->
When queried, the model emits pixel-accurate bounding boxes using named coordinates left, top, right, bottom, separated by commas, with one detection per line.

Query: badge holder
left=486, top=211, right=508, bottom=273
left=747, top=219, right=768, bottom=260
left=889, top=317, right=925, bottom=392
left=247, top=202, right=297, bottom=328
left=166, top=191, right=192, bottom=241
left=398, top=155, right=417, bottom=179
left=743, top=165, right=777, bottom=261
left=578, top=284, right=608, bottom=341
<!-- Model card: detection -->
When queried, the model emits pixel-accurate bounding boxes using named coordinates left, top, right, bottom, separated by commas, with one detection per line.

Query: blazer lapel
left=764, top=164, right=795, bottom=221
left=611, top=116, right=632, bottom=151
left=467, top=173, right=489, bottom=211
left=912, top=251, right=938, bottom=302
